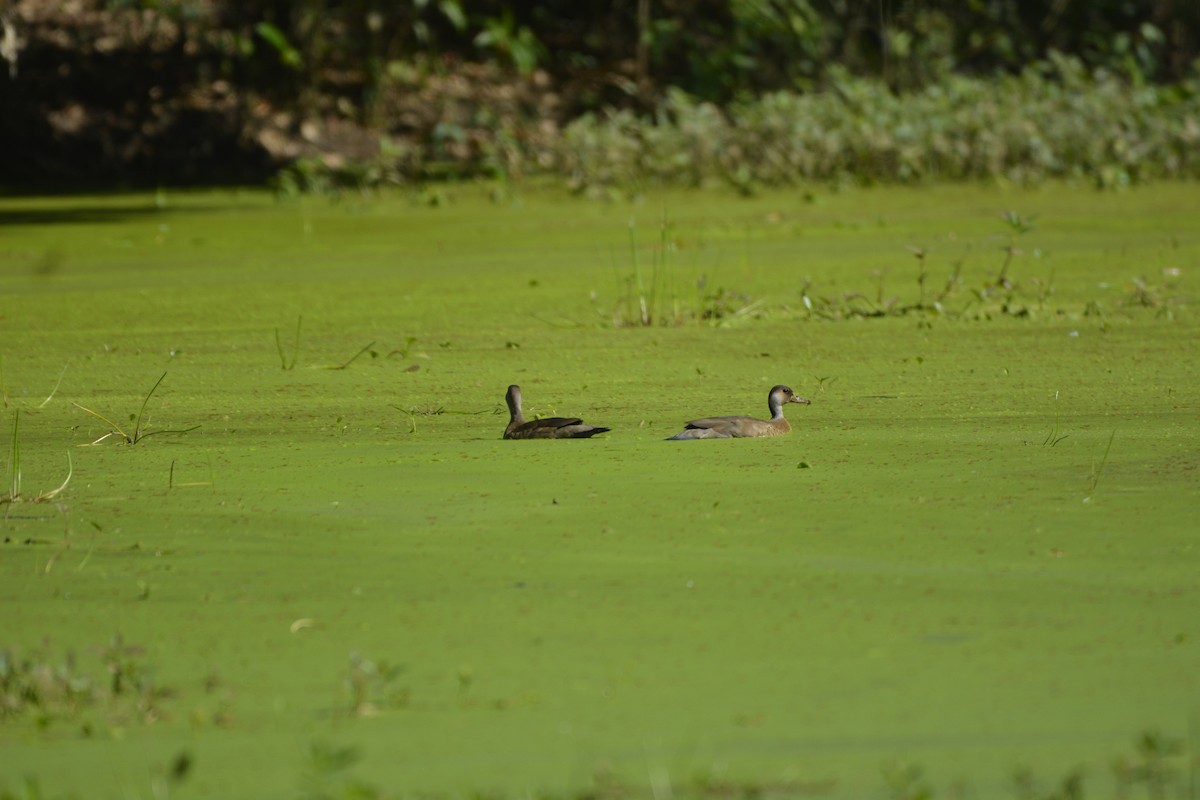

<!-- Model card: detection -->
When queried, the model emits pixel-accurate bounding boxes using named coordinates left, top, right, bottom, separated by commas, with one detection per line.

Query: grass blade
left=325, top=341, right=376, bottom=370
left=37, top=363, right=69, bottom=408
left=629, top=218, right=648, bottom=325
left=274, top=327, right=287, bottom=369
left=275, top=314, right=302, bottom=370
left=8, top=408, right=19, bottom=500
left=133, top=371, right=168, bottom=443
left=1087, top=430, right=1117, bottom=496
left=37, top=451, right=72, bottom=502
left=72, top=402, right=130, bottom=443
left=134, top=424, right=201, bottom=441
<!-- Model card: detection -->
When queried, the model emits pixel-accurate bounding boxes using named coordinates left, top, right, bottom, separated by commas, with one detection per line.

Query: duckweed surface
left=1, top=183, right=1198, bottom=799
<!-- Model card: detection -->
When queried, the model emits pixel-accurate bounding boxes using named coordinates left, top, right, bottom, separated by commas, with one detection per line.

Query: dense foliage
left=2, top=0, right=1198, bottom=186
left=552, top=58, right=1200, bottom=195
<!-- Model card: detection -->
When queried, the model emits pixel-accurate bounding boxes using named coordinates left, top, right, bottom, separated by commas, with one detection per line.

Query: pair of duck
left=504, top=384, right=811, bottom=440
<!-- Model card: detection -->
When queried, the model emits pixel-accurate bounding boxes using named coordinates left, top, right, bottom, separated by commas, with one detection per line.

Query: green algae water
left=1, top=183, right=1198, bottom=799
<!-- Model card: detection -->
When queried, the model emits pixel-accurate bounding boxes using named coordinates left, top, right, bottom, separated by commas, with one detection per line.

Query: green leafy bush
left=270, top=52, right=1199, bottom=195
left=551, top=54, right=1200, bottom=194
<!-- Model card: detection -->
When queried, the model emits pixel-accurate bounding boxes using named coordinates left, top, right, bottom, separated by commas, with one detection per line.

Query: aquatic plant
left=595, top=208, right=1079, bottom=327
left=1121, top=268, right=1187, bottom=319
left=996, top=210, right=1038, bottom=288
left=280, top=333, right=421, bottom=372
left=1086, top=430, right=1117, bottom=499
left=0, top=637, right=172, bottom=730
left=386, top=335, right=419, bottom=360
left=320, top=341, right=378, bottom=370
left=1008, top=729, right=1189, bottom=800
left=1, top=357, right=68, bottom=413
left=301, top=740, right=379, bottom=800
left=597, top=214, right=761, bottom=328
left=1, top=409, right=72, bottom=506
left=0, top=359, right=70, bottom=413
left=1010, top=764, right=1086, bottom=800
left=1044, top=391, right=1069, bottom=447
left=342, top=651, right=409, bottom=718
left=275, top=314, right=302, bottom=370
left=0, top=757, right=192, bottom=800
left=167, top=457, right=214, bottom=492
left=392, top=402, right=496, bottom=434
left=881, top=761, right=934, bottom=800
left=72, top=372, right=199, bottom=445
left=794, top=210, right=1069, bottom=323
left=1111, top=730, right=1186, bottom=799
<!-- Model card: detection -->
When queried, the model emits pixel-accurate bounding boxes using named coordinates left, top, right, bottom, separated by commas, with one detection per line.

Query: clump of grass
left=1111, top=730, right=1186, bottom=799
left=275, top=314, right=302, bottom=370
left=0, top=636, right=173, bottom=731
left=606, top=214, right=678, bottom=327
left=386, top=335, right=419, bottom=360
left=393, top=404, right=445, bottom=433
left=628, top=216, right=652, bottom=326
left=881, top=761, right=934, bottom=800
left=386, top=336, right=424, bottom=372
left=799, top=211, right=1056, bottom=322
left=1121, top=267, right=1187, bottom=319
left=342, top=651, right=409, bottom=718
left=72, top=372, right=199, bottom=445
left=995, top=210, right=1037, bottom=288
left=1043, top=390, right=1068, bottom=447
left=391, top=403, right=496, bottom=433
left=1, top=753, right=192, bottom=800
left=2, top=409, right=72, bottom=506
left=697, top=281, right=764, bottom=326
left=872, top=729, right=1190, bottom=800
left=1009, top=729, right=1190, bottom=800
left=36, top=364, right=69, bottom=409
left=167, top=456, right=215, bottom=492
left=1085, top=430, right=1117, bottom=500
left=301, top=741, right=377, bottom=800
left=596, top=215, right=761, bottom=328
left=1, top=357, right=68, bottom=411
left=1010, top=764, right=1086, bottom=800
left=318, top=341, right=378, bottom=370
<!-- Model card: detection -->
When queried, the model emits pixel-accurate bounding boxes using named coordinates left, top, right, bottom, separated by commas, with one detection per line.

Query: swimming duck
left=667, top=385, right=810, bottom=440
left=503, top=384, right=611, bottom=439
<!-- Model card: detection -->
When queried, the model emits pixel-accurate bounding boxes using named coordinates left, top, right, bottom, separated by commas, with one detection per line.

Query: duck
left=503, top=384, right=611, bottom=439
left=666, top=384, right=810, bottom=440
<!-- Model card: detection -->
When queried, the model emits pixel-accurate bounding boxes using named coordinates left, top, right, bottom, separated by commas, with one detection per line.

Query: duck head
left=768, top=385, right=811, bottom=417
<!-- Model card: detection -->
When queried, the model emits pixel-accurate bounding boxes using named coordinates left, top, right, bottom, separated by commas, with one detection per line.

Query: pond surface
left=1, top=182, right=1198, bottom=799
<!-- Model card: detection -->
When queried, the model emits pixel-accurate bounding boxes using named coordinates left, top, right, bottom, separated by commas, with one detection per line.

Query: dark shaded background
left=2, top=0, right=1197, bottom=187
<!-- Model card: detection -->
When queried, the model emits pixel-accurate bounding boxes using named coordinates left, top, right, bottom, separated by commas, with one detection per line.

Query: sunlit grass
left=72, top=372, right=199, bottom=445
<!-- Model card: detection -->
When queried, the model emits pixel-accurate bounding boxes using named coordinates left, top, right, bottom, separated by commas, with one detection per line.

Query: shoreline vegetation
left=2, top=2, right=1199, bottom=191
left=278, top=57, right=1200, bottom=197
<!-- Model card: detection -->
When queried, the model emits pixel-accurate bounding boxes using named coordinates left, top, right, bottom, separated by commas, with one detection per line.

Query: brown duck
left=667, top=385, right=810, bottom=440
left=503, top=384, right=611, bottom=439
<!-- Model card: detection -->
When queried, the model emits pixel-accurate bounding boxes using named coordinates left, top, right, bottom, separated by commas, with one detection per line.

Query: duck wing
left=507, top=417, right=610, bottom=439
left=665, top=415, right=743, bottom=440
